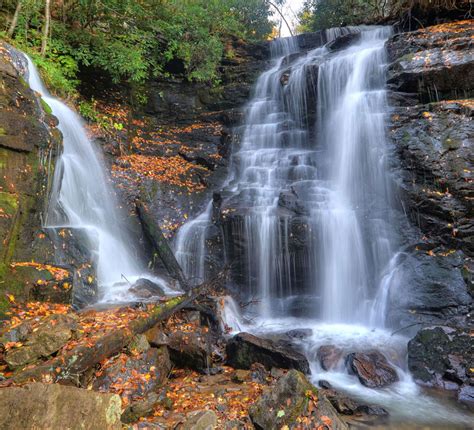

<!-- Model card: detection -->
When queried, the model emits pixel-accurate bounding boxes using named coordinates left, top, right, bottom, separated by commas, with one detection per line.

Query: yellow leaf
left=6, top=294, right=15, bottom=303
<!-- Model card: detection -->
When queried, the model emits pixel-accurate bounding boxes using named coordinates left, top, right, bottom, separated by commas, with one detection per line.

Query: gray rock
left=182, top=410, right=218, bottom=430
left=317, top=345, right=344, bottom=371
left=130, top=278, right=165, bottom=299
left=458, top=384, right=474, bottom=405
left=0, top=383, right=121, bottom=429
left=167, top=331, right=209, bottom=372
left=93, top=347, right=171, bottom=401
left=226, top=332, right=310, bottom=373
left=4, top=314, right=77, bottom=368
left=121, top=392, right=160, bottom=424
left=408, top=326, right=473, bottom=394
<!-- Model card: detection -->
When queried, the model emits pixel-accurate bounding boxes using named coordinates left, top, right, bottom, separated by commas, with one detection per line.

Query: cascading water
left=25, top=56, right=158, bottom=302
left=175, top=26, right=473, bottom=425
left=315, top=27, right=396, bottom=323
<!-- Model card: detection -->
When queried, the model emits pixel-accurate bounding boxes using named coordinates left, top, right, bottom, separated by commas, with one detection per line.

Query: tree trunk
left=266, top=0, right=294, bottom=37
left=7, top=0, right=22, bottom=38
left=136, top=201, right=191, bottom=292
left=40, top=0, right=51, bottom=56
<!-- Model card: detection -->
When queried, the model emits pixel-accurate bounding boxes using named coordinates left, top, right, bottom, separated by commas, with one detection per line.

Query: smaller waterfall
left=174, top=202, right=213, bottom=286
left=25, top=56, right=150, bottom=301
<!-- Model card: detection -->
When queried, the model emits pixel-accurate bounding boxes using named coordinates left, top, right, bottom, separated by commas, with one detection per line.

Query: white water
left=24, top=56, right=167, bottom=301
left=221, top=297, right=473, bottom=426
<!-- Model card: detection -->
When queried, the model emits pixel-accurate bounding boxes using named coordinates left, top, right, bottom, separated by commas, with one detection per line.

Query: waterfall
left=25, top=56, right=147, bottom=301
left=316, top=26, right=395, bottom=323
left=175, top=27, right=398, bottom=325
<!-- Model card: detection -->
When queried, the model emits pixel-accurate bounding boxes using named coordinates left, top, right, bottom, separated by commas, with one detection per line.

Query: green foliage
left=298, top=0, right=379, bottom=31
left=78, top=100, right=99, bottom=123
left=298, top=0, right=470, bottom=31
left=3, top=0, right=278, bottom=96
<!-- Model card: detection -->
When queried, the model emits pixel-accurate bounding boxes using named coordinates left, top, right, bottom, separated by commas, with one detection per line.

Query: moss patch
left=40, top=99, right=53, bottom=115
left=0, top=127, right=6, bottom=136
left=0, top=191, right=18, bottom=217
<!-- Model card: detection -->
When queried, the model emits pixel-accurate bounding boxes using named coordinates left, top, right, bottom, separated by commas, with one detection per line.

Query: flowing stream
left=174, top=27, right=473, bottom=426
left=24, top=56, right=165, bottom=302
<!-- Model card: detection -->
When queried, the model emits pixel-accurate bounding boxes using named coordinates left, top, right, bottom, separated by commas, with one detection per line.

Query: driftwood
left=5, top=269, right=229, bottom=386
left=136, top=201, right=190, bottom=291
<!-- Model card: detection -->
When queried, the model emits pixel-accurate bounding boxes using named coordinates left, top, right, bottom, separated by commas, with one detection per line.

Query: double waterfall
left=175, top=26, right=397, bottom=326
left=22, top=26, right=472, bottom=424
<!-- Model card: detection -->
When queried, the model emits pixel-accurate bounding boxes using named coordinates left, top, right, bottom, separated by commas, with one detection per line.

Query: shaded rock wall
left=0, top=43, right=60, bottom=316
left=385, top=20, right=473, bottom=328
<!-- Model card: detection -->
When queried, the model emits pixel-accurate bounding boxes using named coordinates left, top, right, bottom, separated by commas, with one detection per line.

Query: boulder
left=321, top=387, right=388, bottom=417
left=327, top=32, right=361, bottom=51
left=317, top=345, right=344, bottom=371
left=145, top=325, right=169, bottom=347
left=93, top=347, right=171, bottom=402
left=4, top=314, right=77, bottom=368
left=0, top=383, right=121, bottom=429
left=226, top=332, right=310, bottom=373
left=346, top=351, right=399, bottom=388
left=182, top=410, right=218, bottom=430
left=121, top=391, right=161, bottom=424
left=458, top=385, right=474, bottom=405
left=130, top=278, right=165, bottom=299
left=127, top=333, right=151, bottom=355
left=167, top=330, right=209, bottom=372
left=249, top=369, right=347, bottom=430
left=407, top=326, right=473, bottom=394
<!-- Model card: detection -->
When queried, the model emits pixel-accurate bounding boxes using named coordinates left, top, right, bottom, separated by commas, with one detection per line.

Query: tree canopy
left=1, top=0, right=283, bottom=97
left=298, top=0, right=471, bottom=32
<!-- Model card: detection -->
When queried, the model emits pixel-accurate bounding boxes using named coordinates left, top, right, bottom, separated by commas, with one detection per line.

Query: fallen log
left=4, top=269, right=229, bottom=386
left=136, top=201, right=190, bottom=291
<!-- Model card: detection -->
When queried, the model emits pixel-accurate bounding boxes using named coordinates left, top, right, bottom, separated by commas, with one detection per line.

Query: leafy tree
left=298, top=0, right=470, bottom=32
left=1, top=0, right=280, bottom=96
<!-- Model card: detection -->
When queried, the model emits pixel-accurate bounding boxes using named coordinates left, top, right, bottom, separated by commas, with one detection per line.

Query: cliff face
left=0, top=43, right=60, bottom=315
left=385, top=20, right=473, bottom=329
left=86, top=38, right=272, bottom=274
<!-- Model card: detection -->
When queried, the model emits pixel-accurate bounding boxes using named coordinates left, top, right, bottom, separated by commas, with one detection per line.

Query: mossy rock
left=249, top=370, right=347, bottom=430
left=40, top=98, right=53, bottom=115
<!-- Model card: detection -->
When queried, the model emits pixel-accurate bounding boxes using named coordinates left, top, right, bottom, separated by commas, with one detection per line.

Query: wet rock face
left=0, top=383, right=122, bottom=430
left=387, top=20, right=474, bottom=103
left=130, top=278, right=165, bottom=299
left=346, top=351, right=399, bottom=388
left=117, top=39, right=271, bottom=249
left=386, top=249, right=472, bottom=328
left=0, top=42, right=61, bottom=315
left=226, top=332, right=310, bottom=373
left=387, top=21, right=473, bottom=257
left=407, top=326, right=473, bottom=402
left=389, top=101, right=473, bottom=256
left=386, top=20, right=473, bottom=330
